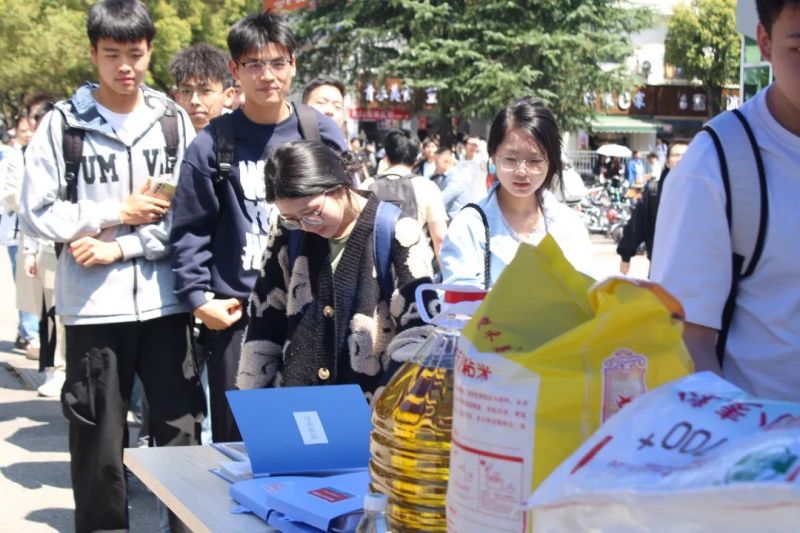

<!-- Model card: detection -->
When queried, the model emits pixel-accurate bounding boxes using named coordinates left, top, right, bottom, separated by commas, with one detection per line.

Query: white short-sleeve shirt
left=650, top=85, right=800, bottom=401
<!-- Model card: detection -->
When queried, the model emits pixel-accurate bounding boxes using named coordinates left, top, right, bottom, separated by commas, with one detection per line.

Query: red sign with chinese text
left=349, top=108, right=412, bottom=121
left=264, top=0, right=312, bottom=12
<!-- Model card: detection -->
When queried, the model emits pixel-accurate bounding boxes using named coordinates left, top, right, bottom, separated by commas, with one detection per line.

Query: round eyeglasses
left=496, top=155, right=548, bottom=174
left=278, top=192, right=329, bottom=230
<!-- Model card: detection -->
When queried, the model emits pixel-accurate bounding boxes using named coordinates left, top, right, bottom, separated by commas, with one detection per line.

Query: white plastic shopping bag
left=528, top=372, right=800, bottom=532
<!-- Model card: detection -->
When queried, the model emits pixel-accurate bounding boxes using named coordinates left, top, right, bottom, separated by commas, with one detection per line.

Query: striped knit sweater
left=237, top=194, right=436, bottom=398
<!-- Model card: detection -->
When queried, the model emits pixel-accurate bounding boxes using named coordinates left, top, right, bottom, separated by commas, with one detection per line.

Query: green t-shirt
left=329, top=234, right=350, bottom=272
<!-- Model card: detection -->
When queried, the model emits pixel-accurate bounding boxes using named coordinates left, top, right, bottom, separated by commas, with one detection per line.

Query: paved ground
left=0, top=235, right=647, bottom=532
left=0, top=251, right=161, bottom=532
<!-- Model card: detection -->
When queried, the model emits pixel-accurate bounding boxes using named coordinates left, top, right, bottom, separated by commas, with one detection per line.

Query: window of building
left=740, top=36, right=772, bottom=102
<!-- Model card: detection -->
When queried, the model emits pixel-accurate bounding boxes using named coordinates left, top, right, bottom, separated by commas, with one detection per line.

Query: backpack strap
left=374, top=201, right=401, bottom=302
left=57, top=109, right=84, bottom=258
left=702, top=109, right=768, bottom=364
left=286, top=228, right=305, bottom=276
left=286, top=202, right=398, bottom=304
left=159, top=101, right=180, bottom=174
left=462, top=203, right=491, bottom=290
left=60, top=114, right=83, bottom=204
left=295, top=103, right=321, bottom=142
left=211, top=113, right=235, bottom=186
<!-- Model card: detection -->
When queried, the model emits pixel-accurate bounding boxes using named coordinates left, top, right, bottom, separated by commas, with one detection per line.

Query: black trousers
left=203, top=315, right=246, bottom=443
left=62, top=313, right=205, bottom=533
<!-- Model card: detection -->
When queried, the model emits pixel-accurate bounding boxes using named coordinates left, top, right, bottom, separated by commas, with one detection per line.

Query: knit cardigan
left=236, top=194, right=435, bottom=397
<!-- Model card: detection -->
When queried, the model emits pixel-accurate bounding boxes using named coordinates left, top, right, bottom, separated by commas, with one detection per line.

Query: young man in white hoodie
left=19, top=1, right=204, bottom=531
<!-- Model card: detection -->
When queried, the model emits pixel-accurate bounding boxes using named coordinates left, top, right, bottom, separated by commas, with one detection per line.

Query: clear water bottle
left=356, top=492, right=392, bottom=533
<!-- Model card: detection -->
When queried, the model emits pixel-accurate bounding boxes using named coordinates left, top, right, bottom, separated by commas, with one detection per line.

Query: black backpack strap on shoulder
left=159, top=100, right=180, bottom=174
left=702, top=109, right=767, bottom=365
left=731, top=109, right=769, bottom=278
left=295, top=103, right=321, bottom=142
left=462, top=203, right=491, bottom=290
left=211, top=113, right=235, bottom=186
left=60, top=118, right=83, bottom=204
left=57, top=108, right=83, bottom=258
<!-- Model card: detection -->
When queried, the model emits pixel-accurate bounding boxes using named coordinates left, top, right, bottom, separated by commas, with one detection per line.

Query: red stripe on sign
left=786, top=465, right=800, bottom=482
left=451, top=438, right=524, bottom=463
left=570, top=435, right=613, bottom=475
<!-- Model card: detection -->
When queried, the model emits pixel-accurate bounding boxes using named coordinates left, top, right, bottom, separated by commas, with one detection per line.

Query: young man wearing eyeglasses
left=169, top=43, right=237, bottom=132
left=170, top=11, right=347, bottom=443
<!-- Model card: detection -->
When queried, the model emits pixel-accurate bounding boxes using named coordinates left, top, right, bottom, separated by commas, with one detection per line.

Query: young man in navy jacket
left=170, top=11, right=346, bottom=442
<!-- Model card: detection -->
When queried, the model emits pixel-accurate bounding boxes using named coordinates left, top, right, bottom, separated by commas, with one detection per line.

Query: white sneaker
left=37, top=368, right=65, bottom=397
left=25, top=339, right=40, bottom=361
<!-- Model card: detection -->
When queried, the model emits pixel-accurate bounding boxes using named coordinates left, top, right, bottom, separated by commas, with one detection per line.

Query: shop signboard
left=263, top=0, right=313, bottom=11
left=349, top=108, right=412, bottom=121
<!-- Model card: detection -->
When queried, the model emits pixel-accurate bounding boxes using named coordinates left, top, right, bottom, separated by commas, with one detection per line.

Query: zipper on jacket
left=127, top=145, right=141, bottom=320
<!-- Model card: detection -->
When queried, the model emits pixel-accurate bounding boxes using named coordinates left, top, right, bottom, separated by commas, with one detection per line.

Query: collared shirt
left=430, top=166, right=481, bottom=221
left=440, top=183, right=593, bottom=289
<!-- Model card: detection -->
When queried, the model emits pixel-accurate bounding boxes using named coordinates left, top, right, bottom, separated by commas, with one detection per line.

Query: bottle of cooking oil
left=369, top=284, right=486, bottom=532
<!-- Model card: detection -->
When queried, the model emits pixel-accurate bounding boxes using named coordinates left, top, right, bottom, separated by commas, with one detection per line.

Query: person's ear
left=229, top=58, right=240, bottom=82
left=89, top=45, right=98, bottom=66
left=756, top=22, right=772, bottom=62
left=222, top=86, right=236, bottom=109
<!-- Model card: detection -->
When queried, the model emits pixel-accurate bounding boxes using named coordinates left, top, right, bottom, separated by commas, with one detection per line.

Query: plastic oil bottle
left=369, top=284, right=486, bottom=532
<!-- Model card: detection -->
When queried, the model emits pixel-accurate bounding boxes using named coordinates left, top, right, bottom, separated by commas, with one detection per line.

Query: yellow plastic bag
left=445, top=236, right=693, bottom=533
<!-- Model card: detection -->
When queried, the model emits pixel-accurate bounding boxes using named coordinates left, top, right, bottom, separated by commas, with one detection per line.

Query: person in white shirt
left=414, top=138, right=438, bottom=178
left=457, top=134, right=489, bottom=201
left=650, top=0, right=800, bottom=401
left=645, top=152, right=662, bottom=182
left=363, top=129, right=448, bottom=261
left=441, top=97, right=592, bottom=288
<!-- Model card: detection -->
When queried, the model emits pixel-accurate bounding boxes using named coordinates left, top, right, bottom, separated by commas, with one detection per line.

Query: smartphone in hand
left=147, top=175, right=176, bottom=202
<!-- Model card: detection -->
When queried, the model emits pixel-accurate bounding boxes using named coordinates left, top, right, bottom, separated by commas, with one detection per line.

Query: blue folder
left=226, top=385, right=372, bottom=476
left=230, top=470, right=369, bottom=532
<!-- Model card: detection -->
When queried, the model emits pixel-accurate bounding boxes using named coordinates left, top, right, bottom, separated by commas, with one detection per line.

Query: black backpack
left=210, top=102, right=321, bottom=185
left=368, top=173, right=419, bottom=221
left=56, top=100, right=180, bottom=258
left=61, top=101, right=180, bottom=203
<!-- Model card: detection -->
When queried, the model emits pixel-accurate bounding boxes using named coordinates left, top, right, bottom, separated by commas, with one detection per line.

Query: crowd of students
left=0, top=1, right=798, bottom=532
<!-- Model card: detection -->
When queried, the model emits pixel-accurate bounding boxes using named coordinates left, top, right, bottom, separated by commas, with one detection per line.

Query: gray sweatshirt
left=19, top=83, right=195, bottom=325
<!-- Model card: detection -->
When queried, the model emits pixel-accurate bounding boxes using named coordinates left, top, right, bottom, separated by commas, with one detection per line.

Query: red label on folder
left=308, top=486, right=354, bottom=503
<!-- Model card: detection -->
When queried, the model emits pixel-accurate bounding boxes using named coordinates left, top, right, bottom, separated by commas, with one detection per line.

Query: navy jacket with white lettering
left=170, top=107, right=346, bottom=311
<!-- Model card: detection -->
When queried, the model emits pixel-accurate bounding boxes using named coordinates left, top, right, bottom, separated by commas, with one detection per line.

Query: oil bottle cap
left=363, top=492, right=388, bottom=512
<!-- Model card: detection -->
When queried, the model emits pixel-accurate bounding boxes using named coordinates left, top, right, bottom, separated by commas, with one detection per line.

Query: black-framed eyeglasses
left=236, top=57, right=293, bottom=76
left=278, top=192, right=330, bottom=230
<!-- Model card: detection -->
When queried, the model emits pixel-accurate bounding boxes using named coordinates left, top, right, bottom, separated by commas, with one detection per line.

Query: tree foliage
left=0, top=0, right=261, bottom=123
left=665, top=0, right=740, bottom=115
left=292, top=0, right=652, bottom=132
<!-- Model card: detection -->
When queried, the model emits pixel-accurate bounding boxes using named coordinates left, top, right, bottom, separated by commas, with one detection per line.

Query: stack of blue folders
left=224, top=385, right=374, bottom=533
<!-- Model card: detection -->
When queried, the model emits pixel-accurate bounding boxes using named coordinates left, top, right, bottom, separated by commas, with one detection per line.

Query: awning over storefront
left=590, top=115, right=664, bottom=133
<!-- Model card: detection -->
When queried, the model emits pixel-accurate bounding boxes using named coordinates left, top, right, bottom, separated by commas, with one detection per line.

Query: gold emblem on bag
left=601, top=348, right=648, bottom=422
